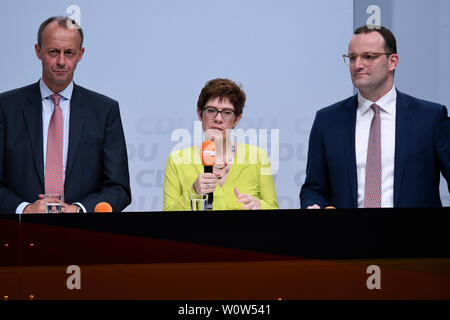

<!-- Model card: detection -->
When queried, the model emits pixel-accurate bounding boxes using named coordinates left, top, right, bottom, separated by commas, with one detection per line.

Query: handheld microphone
left=201, top=140, right=216, bottom=210
left=94, top=202, right=113, bottom=212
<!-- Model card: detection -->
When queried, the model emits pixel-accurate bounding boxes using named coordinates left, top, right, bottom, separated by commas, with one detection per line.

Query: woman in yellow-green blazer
left=163, top=78, right=278, bottom=211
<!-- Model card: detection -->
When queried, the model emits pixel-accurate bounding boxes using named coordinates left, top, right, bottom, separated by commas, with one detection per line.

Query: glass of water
left=189, top=194, right=208, bottom=211
left=44, top=194, right=63, bottom=214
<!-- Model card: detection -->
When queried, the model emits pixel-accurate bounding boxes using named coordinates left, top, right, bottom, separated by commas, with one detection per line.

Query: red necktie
left=364, top=103, right=382, bottom=208
left=45, top=94, right=64, bottom=197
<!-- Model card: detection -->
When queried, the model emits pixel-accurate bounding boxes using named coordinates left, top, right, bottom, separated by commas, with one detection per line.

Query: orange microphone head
left=94, top=202, right=113, bottom=212
left=201, top=140, right=216, bottom=166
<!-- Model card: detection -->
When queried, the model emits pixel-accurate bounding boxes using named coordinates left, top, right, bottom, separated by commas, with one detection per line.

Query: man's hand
left=307, top=204, right=321, bottom=209
left=234, top=188, right=261, bottom=210
left=22, top=194, right=46, bottom=214
left=62, top=203, right=79, bottom=213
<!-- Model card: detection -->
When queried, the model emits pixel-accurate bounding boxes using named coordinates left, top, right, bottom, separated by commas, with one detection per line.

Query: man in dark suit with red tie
left=0, top=16, right=131, bottom=213
left=300, top=25, right=449, bottom=209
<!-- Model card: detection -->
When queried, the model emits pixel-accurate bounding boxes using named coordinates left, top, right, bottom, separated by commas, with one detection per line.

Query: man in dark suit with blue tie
left=300, top=25, right=449, bottom=209
left=0, top=16, right=131, bottom=213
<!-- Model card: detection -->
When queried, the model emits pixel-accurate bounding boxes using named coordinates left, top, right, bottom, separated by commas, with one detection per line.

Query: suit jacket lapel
left=343, top=95, right=358, bottom=206
left=23, top=82, right=45, bottom=188
left=394, top=90, right=411, bottom=206
left=65, top=84, right=86, bottom=183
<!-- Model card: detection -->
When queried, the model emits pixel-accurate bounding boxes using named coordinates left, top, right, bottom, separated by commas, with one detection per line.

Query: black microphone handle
left=204, top=166, right=213, bottom=173
left=204, top=166, right=213, bottom=209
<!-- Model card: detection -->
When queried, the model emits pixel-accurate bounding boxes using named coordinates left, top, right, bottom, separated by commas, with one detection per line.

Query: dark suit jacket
left=0, top=81, right=131, bottom=213
left=300, top=90, right=450, bottom=208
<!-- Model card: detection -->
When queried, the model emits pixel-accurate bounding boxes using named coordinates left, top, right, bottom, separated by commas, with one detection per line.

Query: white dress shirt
left=16, top=80, right=86, bottom=213
left=355, top=85, right=396, bottom=208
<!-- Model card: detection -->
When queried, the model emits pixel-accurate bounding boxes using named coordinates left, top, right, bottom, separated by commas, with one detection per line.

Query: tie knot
left=371, top=103, right=380, bottom=114
left=50, top=94, right=61, bottom=106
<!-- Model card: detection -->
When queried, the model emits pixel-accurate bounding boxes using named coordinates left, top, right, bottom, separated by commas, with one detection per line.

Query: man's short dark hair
left=354, top=25, right=397, bottom=54
left=37, top=16, right=84, bottom=48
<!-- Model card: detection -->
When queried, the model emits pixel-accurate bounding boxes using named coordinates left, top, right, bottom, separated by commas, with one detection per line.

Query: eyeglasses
left=342, top=52, right=392, bottom=66
left=202, top=106, right=236, bottom=121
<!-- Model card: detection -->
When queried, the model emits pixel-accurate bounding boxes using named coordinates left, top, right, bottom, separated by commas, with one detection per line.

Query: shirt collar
left=357, top=85, right=397, bottom=115
left=39, top=79, right=74, bottom=101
